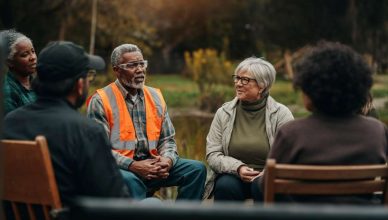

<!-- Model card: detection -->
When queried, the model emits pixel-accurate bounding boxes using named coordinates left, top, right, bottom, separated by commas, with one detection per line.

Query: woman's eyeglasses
left=117, top=60, right=148, bottom=71
left=232, top=75, right=256, bottom=85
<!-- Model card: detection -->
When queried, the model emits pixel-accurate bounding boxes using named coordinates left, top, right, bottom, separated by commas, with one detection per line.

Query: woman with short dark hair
left=252, top=42, right=388, bottom=204
left=2, top=29, right=37, bottom=115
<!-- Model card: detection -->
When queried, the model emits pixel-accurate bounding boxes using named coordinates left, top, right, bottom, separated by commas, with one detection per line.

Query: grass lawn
left=147, top=74, right=302, bottom=107
left=88, top=73, right=388, bottom=123
left=146, top=74, right=307, bottom=116
left=147, top=74, right=200, bottom=108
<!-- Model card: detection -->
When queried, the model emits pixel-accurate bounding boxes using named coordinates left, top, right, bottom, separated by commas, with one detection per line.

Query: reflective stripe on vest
left=97, top=83, right=166, bottom=159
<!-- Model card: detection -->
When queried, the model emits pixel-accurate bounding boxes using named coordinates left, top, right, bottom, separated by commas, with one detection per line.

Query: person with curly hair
left=251, top=41, right=388, bottom=204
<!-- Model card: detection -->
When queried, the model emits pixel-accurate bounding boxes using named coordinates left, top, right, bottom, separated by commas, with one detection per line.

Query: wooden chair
left=1, top=136, right=62, bottom=220
left=263, top=159, right=388, bottom=205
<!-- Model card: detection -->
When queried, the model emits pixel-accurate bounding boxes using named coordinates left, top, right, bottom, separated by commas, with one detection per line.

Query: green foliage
left=378, top=108, right=388, bottom=125
left=184, top=49, right=233, bottom=89
left=148, top=74, right=303, bottom=113
left=4, top=0, right=388, bottom=73
left=147, top=74, right=199, bottom=108
left=270, top=80, right=300, bottom=105
left=372, top=88, right=388, bottom=98
left=372, top=75, right=388, bottom=98
left=184, top=48, right=235, bottom=112
left=172, top=116, right=212, bottom=161
left=371, top=74, right=388, bottom=123
left=145, top=74, right=388, bottom=123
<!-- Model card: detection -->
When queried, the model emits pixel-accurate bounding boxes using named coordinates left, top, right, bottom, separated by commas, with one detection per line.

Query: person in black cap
left=3, top=41, right=130, bottom=207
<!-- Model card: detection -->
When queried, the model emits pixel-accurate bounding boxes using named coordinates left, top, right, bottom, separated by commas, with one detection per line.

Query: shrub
left=184, top=48, right=235, bottom=112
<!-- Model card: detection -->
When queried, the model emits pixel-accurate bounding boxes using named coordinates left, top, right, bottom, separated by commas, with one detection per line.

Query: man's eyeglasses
left=87, top=70, right=97, bottom=82
left=117, top=60, right=148, bottom=71
left=232, top=75, right=256, bottom=85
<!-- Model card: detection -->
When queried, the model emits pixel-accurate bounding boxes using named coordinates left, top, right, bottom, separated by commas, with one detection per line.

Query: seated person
left=3, top=41, right=129, bottom=207
left=204, top=57, right=294, bottom=201
left=252, top=41, right=388, bottom=204
left=87, top=43, right=206, bottom=200
left=1, top=29, right=37, bottom=115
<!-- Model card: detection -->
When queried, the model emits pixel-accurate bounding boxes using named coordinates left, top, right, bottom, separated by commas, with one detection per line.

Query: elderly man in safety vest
left=87, top=44, right=206, bottom=200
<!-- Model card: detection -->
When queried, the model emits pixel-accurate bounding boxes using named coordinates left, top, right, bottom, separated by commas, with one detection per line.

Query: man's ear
left=112, top=66, right=120, bottom=76
left=76, top=78, right=85, bottom=96
left=302, top=92, right=314, bottom=112
left=112, top=66, right=120, bottom=78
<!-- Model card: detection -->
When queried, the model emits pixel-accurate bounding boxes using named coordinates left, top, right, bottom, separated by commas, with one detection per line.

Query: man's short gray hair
left=111, top=44, right=142, bottom=67
left=0, top=29, right=32, bottom=61
left=234, top=57, right=276, bottom=95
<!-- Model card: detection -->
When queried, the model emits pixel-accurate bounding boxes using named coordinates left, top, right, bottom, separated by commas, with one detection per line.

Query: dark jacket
left=3, top=71, right=36, bottom=115
left=3, top=97, right=129, bottom=206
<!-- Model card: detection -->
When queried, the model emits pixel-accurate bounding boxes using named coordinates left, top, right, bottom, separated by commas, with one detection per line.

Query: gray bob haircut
left=234, top=57, right=276, bottom=95
left=0, top=29, right=32, bottom=61
left=111, top=44, right=142, bottom=67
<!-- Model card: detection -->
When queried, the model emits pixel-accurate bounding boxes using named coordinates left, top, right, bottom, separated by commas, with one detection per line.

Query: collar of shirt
left=7, top=70, right=35, bottom=92
left=114, top=79, right=144, bottom=103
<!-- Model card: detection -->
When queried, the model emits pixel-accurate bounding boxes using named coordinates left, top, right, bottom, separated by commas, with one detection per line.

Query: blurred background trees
left=1, top=0, right=387, bottom=74
left=2, top=0, right=388, bottom=164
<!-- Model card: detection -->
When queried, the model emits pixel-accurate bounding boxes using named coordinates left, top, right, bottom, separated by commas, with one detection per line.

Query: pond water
left=156, top=115, right=213, bottom=198
left=170, top=111, right=388, bottom=164
left=171, top=115, right=213, bottom=163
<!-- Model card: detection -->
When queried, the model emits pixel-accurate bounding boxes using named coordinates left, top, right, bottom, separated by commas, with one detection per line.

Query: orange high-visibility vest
left=96, top=83, right=166, bottom=159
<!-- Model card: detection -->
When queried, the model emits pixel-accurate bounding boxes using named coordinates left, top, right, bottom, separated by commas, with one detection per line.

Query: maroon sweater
left=270, top=114, right=387, bottom=165
left=266, top=113, right=388, bottom=204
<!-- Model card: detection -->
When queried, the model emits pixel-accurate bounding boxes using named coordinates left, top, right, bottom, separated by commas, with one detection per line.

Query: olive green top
left=228, top=97, right=270, bottom=171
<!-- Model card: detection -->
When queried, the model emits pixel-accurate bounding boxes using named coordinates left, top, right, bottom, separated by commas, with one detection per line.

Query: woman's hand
left=237, top=165, right=260, bottom=182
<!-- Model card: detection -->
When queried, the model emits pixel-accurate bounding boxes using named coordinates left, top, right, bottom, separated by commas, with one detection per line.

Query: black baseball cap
left=37, top=41, right=105, bottom=82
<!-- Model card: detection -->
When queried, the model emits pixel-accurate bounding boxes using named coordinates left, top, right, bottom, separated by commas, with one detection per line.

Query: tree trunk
left=58, top=20, right=66, bottom=40
left=348, top=0, right=358, bottom=45
left=89, top=0, right=98, bottom=54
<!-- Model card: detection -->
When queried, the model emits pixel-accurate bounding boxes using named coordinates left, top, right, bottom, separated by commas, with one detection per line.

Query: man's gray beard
left=121, top=79, right=144, bottom=90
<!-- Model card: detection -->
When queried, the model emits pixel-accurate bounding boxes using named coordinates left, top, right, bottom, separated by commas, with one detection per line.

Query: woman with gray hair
left=2, top=29, right=37, bottom=115
left=204, top=57, right=293, bottom=201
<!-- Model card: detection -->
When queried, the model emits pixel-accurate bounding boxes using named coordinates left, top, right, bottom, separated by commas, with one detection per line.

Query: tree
left=1, top=0, right=387, bottom=72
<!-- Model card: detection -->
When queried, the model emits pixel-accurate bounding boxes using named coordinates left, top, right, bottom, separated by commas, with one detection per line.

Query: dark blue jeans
left=120, top=158, right=206, bottom=200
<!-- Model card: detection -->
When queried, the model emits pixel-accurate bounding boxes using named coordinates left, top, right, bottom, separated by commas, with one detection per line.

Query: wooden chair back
left=264, top=159, right=388, bottom=205
left=1, top=136, right=62, bottom=219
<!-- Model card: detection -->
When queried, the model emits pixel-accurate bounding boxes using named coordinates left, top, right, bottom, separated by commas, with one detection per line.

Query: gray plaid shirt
left=87, top=80, right=178, bottom=170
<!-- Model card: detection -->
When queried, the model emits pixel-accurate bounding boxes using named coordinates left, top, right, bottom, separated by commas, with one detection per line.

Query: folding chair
left=2, top=136, right=62, bottom=219
left=264, top=159, right=388, bottom=205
